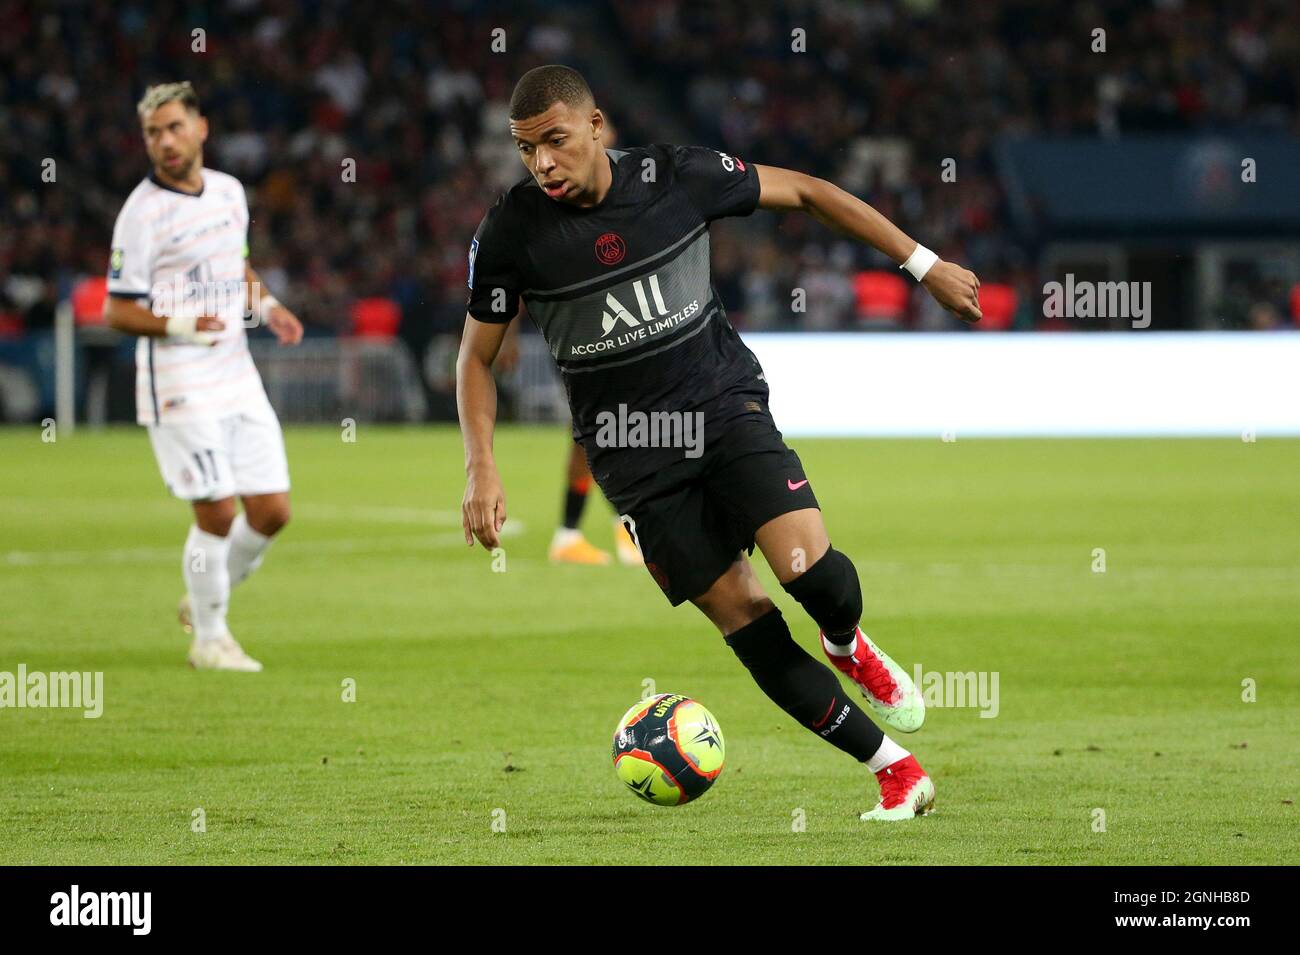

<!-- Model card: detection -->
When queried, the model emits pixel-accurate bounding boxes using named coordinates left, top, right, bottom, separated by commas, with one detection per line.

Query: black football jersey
left=467, top=144, right=768, bottom=493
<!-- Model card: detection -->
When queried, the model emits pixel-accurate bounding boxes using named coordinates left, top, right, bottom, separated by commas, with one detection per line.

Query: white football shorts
left=147, top=402, right=290, bottom=501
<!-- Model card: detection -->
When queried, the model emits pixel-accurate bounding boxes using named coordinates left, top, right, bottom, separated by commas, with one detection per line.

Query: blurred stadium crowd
left=611, top=0, right=1300, bottom=332
left=2, top=0, right=1298, bottom=403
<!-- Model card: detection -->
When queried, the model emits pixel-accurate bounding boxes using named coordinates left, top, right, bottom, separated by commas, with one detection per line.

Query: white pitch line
left=850, top=559, right=1299, bottom=584
left=300, top=504, right=464, bottom=525
left=4, top=522, right=525, bottom=567
left=0, top=499, right=464, bottom=525
left=6, top=529, right=1291, bottom=582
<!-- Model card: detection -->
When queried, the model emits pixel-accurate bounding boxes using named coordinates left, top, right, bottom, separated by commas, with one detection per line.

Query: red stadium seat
left=72, top=276, right=108, bottom=326
left=852, top=270, right=909, bottom=327
left=972, top=282, right=1017, bottom=331
left=350, top=297, right=401, bottom=338
left=1290, top=282, right=1300, bottom=326
left=0, top=310, right=21, bottom=338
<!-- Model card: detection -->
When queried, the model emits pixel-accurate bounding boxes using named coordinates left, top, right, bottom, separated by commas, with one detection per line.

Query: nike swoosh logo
left=787, top=479, right=809, bottom=491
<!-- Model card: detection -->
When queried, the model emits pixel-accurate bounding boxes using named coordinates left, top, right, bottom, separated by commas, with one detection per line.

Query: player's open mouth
left=543, top=180, right=567, bottom=198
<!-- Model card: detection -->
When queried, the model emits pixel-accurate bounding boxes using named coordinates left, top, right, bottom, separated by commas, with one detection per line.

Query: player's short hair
left=509, top=65, right=593, bottom=121
left=136, top=82, right=201, bottom=119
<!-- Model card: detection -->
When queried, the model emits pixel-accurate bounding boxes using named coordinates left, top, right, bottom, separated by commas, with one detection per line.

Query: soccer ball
left=612, top=693, right=725, bottom=806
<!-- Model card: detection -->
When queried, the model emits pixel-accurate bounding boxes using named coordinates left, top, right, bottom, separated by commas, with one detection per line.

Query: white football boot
left=861, top=755, right=936, bottom=821
left=822, top=626, right=925, bottom=733
left=188, top=635, right=263, bottom=672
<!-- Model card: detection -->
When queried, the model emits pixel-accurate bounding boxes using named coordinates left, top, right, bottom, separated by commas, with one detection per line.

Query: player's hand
left=462, top=465, right=507, bottom=550
left=922, top=261, right=982, bottom=323
left=266, top=305, right=304, bottom=345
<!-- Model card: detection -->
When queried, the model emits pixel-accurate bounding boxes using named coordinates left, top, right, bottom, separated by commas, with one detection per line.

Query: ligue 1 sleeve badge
left=110, top=247, right=124, bottom=279
left=595, top=232, right=626, bottom=266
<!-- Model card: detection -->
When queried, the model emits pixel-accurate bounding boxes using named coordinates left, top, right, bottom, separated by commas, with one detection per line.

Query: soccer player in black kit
left=458, top=66, right=982, bottom=820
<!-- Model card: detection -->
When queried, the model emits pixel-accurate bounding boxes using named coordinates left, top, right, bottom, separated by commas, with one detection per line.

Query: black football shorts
left=600, top=393, right=820, bottom=606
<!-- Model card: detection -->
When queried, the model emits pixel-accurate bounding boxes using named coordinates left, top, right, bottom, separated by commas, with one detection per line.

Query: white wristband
left=899, top=244, right=939, bottom=282
left=164, top=314, right=196, bottom=338
left=258, top=293, right=281, bottom=324
left=163, top=314, right=217, bottom=346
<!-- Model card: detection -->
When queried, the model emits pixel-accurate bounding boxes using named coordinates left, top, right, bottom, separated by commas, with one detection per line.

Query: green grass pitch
left=1, top=426, right=1296, bottom=864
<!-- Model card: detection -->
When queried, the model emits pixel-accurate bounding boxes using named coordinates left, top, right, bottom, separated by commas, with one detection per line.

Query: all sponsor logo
left=570, top=271, right=700, bottom=357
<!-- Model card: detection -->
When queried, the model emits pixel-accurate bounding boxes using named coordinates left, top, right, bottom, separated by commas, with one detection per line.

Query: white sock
left=552, top=527, right=582, bottom=546
left=821, top=626, right=860, bottom=657
left=866, top=735, right=910, bottom=773
left=227, top=512, right=272, bottom=587
left=184, top=525, right=231, bottom=642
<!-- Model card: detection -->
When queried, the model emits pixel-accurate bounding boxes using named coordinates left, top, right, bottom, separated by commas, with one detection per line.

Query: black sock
left=725, top=607, right=884, bottom=762
left=562, top=482, right=590, bottom=530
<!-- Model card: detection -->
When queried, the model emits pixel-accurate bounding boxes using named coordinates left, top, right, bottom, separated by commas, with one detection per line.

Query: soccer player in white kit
left=103, top=82, right=303, bottom=672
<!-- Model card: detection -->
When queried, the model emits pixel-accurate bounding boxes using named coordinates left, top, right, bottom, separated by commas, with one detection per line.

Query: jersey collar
left=567, top=148, right=622, bottom=213
left=148, top=167, right=205, bottom=197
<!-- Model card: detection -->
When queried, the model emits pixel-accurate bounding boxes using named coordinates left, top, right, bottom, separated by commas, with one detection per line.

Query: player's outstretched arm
left=456, top=313, right=511, bottom=550
left=103, top=295, right=224, bottom=343
left=754, top=164, right=982, bottom=323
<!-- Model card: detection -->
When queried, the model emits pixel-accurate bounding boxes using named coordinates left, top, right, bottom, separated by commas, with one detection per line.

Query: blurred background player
left=551, top=441, right=641, bottom=565
left=102, top=82, right=303, bottom=672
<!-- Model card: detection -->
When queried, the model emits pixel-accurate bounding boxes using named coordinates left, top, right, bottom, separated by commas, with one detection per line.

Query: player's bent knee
left=245, top=496, right=291, bottom=536
left=696, top=595, right=776, bottom=638
left=687, top=558, right=766, bottom=634
left=692, top=579, right=775, bottom=637
left=193, top=498, right=237, bottom=536
left=781, top=546, right=862, bottom=635
left=252, top=506, right=290, bottom=537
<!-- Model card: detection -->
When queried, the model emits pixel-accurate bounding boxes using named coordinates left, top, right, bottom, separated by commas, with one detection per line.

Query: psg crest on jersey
left=595, top=232, right=626, bottom=266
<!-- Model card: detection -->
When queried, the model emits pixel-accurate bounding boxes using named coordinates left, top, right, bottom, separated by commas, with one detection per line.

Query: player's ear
left=196, top=114, right=209, bottom=144
left=590, top=108, right=604, bottom=140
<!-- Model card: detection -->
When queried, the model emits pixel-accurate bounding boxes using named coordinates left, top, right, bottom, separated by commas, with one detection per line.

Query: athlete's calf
left=692, top=558, right=884, bottom=763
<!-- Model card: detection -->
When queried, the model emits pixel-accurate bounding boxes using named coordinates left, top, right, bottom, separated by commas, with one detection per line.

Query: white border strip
left=743, top=332, right=1300, bottom=437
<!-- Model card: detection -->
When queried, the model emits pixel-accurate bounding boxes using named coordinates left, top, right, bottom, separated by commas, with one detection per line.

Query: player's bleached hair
left=509, top=65, right=593, bottom=121
left=136, top=81, right=201, bottom=118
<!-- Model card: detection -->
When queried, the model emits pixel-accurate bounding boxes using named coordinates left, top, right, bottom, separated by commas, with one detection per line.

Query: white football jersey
left=107, top=167, right=270, bottom=424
